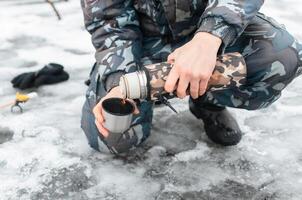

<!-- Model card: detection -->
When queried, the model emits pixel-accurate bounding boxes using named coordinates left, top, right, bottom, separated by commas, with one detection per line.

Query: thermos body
left=119, top=52, right=247, bottom=101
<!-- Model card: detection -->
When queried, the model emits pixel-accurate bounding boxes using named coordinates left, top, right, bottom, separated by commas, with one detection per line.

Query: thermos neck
left=119, top=70, right=148, bottom=99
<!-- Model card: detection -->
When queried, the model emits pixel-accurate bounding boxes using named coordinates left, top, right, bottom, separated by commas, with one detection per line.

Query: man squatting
left=80, top=0, right=302, bottom=155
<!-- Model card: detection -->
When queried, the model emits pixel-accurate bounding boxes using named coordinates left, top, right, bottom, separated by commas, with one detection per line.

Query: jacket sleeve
left=196, top=0, right=264, bottom=52
left=81, top=0, right=142, bottom=92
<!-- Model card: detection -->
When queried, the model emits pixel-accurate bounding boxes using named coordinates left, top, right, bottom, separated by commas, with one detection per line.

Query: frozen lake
left=0, top=0, right=302, bottom=199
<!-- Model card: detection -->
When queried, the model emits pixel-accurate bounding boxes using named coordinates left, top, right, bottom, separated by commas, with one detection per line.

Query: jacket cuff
left=103, top=71, right=126, bottom=92
left=196, top=17, right=237, bottom=54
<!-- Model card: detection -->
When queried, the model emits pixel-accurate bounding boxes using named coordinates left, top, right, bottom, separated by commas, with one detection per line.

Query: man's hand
left=165, top=32, right=222, bottom=99
left=93, top=86, right=139, bottom=138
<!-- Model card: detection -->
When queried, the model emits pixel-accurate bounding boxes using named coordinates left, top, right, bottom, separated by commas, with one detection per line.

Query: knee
left=263, top=47, right=298, bottom=92
left=269, top=25, right=301, bottom=78
left=81, top=101, right=100, bottom=151
left=81, top=99, right=153, bottom=155
left=106, top=101, right=153, bottom=155
left=201, top=41, right=300, bottom=111
left=81, top=103, right=141, bottom=155
left=269, top=29, right=300, bottom=80
left=104, top=124, right=151, bottom=155
left=247, top=41, right=298, bottom=83
left=274, top=48, right=298, bottom=80
left=244, top=41, right=299, bottom=108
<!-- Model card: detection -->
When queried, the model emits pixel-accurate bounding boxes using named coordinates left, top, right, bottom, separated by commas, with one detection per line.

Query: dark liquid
left=102, top=98, right=134, bottom=115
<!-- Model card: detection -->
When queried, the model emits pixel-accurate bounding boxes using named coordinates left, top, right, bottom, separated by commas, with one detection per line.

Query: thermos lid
left=119, top=71, right=148, bottom=99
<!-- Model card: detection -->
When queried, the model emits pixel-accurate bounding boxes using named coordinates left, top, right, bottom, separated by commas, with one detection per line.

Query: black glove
left=11, top=63, right=69, bottom=90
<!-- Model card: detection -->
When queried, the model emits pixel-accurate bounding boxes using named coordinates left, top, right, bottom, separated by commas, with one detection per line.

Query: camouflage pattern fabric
left=144, top=52, right=247, bottom=101
left=80, top=0, right=302, bottom=154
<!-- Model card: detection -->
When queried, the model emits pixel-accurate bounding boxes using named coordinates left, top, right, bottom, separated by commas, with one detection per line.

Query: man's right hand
left=92, top=86, right=139, bottom=138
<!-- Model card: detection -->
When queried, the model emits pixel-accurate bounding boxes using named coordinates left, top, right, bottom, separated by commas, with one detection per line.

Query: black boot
left=189, top=98, right=242, bottom=146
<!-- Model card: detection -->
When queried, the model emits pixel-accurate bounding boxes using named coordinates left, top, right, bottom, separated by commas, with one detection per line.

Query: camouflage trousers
left=81, top=13, right=302, bottom=154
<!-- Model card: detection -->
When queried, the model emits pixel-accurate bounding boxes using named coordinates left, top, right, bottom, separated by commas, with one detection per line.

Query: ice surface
left=0, top=0, right=302, bottom=199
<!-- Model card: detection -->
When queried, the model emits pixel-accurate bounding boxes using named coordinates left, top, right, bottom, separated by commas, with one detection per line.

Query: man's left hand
left=165, top=32, right=222, bottom=99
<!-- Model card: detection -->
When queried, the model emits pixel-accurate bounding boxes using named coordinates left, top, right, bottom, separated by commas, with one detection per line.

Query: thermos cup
left=119, top=52, right=247, bottom=101
left=101, top=98, right=134, bottom=133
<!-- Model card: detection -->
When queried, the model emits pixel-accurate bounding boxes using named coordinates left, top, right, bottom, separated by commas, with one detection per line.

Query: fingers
left=190, top=79, right=200, bottom=99
left=93, top=103, right=104, bottom=125
left=165, top=67, right=179, bottom=93
left=95, top=119, right=109, bottom=138
left=177, top=75, right=190, bottom=99
left=128, top=100, right=140, bottom=115
left=133, top=107, right=140, bottom=115
left=167, top=51, right=177, bottom=62
left=93, top=102, right=109, bottom=137
left=199, top=78, right=209, bottom=96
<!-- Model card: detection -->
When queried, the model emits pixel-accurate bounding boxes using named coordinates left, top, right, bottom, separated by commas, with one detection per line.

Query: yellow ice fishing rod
left=0, top=92, right=38, bottom=113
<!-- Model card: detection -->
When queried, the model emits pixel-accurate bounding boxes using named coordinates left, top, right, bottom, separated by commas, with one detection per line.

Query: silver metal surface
left=119, top=70, right=148, bottom=100
left=102, top=98, right=134, bottom=133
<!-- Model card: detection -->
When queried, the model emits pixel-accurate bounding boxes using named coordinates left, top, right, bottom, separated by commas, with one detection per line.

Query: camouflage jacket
left=81, top=0, right=264, bottom=91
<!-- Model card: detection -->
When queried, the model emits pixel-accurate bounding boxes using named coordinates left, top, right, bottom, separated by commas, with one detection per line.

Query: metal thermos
left=119, top=52, right=247, bottom=101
